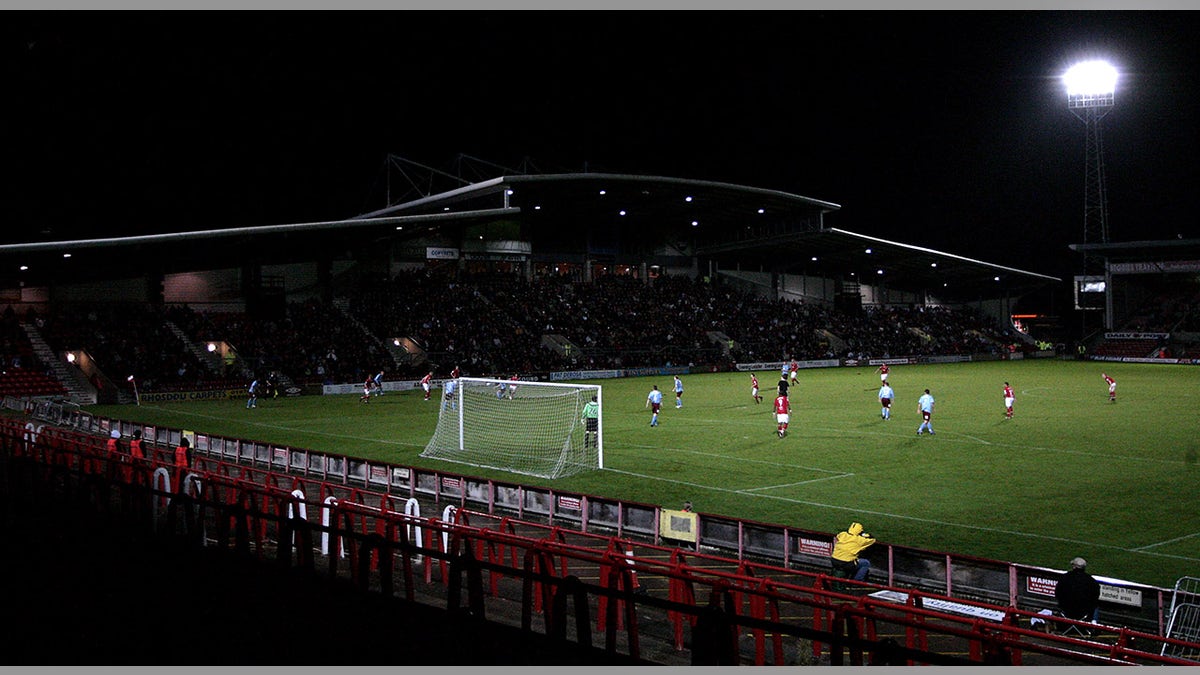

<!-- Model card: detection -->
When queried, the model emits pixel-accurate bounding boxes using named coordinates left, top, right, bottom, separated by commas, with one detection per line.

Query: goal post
left=420, top=377, right=603, bottom=480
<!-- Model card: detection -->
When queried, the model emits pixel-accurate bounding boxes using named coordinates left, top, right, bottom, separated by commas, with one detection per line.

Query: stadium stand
left=4, top=271, right=1029, bottom=396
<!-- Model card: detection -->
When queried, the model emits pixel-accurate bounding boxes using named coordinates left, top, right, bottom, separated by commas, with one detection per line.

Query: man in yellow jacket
left=831, top=522, right=877, bottom=582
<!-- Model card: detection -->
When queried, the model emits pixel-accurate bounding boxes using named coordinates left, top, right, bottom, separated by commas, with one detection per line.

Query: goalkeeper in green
left=581, top=395, right=600, bottom=449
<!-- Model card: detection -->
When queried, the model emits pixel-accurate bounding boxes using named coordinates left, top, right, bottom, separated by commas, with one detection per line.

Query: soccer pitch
left=84, top=359, right=1200, bottom=589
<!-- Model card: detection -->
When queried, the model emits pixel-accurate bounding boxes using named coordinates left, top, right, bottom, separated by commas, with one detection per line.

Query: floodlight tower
left=1064, top=60, right=1117, bottom=273
left=1065, top=60, right=1117, bottom=332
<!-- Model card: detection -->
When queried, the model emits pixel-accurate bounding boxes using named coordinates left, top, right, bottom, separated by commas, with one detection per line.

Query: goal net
left=420, top=377, right=603, bottom=480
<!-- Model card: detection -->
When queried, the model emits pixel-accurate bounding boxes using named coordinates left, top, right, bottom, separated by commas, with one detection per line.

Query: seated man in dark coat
left=1055, top=556, right=1101, bottom=622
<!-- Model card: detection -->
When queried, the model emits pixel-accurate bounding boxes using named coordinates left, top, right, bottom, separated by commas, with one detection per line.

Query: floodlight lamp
left=619, top=210, right=627, bottom=216
left=126, top=375, right=135, bottom=382
left=811, top=256, right=818, bottom=262
left=877, top=269, right=883, bottom=275
left=1065, top=60, right=1117, bottom=109
left=865, top=248, right=872, bottom=254
left=66, top=353, right=75, bottom=363
left=19, top=265, right=28, bottom=271
left=691, top=221, right=698, bottom=227
left=1064, top=60, right=1117, bottom=96
left=207, top=342, right=217, bottom=352
left=757, top=208, right=765, bottom=214
left=685, top=196, right=693, bottom=202
left=63, top=253, right=72, bottom=258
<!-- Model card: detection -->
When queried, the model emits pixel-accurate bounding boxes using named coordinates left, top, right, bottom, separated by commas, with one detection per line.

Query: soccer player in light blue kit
left=673, top=375, right=684, bottom=409
left=878, top=382, right=895, bottom=420
left=443, top=379, right=458, bottom=410
left=916, top=388, right=935, bottom=435
left=646, top=385, right=664, bottom=426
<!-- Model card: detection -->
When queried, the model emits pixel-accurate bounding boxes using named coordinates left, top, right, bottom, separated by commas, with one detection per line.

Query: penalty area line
left=1132, top=531, right=1200, bottom=551
left=739, top=474, right=856, bottom=492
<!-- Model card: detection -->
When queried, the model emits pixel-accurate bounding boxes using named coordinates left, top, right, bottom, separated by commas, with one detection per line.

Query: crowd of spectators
left=353, top=269, right=1016, bottom=374
left=8, top=271, right=1024, bottom=395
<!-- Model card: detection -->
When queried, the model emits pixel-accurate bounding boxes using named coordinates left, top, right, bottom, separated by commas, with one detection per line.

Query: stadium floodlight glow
left=19, top=265, right=27, bottom=271
left=207, top=342, right=217, bottom=352
left=685, top=196, right=693, bottom=202
left=811, top=256, right=818, bottom=262
left=1064, top=60, right=1117, bottom=106
left=931, top=262, right=937, bottom=267
left=66, top=352, right=75, bottom=363
left=619, top=210, right=627, bottom=216
left=865, top=248, right=872, bottom=254
left=63, top=253, right=71, bottom=258
left=599, top=189, right=606, bottom=195
left=877, top=269, right=884, bottom=275
left=691, top=220, right=699, bottom=227
left=757, top=208, right=765, bottom=214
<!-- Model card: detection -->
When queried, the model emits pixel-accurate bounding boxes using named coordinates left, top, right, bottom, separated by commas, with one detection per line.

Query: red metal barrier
left=4, top=417, right=1200, bottom=667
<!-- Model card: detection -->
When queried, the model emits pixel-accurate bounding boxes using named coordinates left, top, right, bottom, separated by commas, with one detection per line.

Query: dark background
left=4, top=11, right=1197, bottom=300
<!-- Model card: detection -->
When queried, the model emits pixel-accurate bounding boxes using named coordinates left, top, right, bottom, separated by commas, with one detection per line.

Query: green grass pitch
left=84, top=359, right=1200, bottom=589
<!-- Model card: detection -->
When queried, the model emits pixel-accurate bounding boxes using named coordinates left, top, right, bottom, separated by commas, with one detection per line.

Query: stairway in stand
left=164, top=319, right=226, bottom=376
left=20, top=322, right=96, bottom=405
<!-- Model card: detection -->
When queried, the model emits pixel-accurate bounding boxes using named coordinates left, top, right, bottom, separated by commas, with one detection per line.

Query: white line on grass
left=621, top=442, right=846, bottom=474
left=740, top=474, right=856, bottom=492
left=1132, top=531, right=1200, bottom=551
left=600, top=466, right=1200, bottom=565
left=662, top=414, right=1189, bottom=467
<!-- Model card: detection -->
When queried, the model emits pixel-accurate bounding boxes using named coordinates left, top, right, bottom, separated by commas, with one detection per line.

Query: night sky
left=4, top=11, right=1197, bottom=287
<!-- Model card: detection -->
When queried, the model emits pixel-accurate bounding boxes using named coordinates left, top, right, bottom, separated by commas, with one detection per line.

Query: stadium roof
left=0, top=172, right=1060, bottom=300
left=1069, top=238, right=1200, bottom=264
left=357, top=172, right=1062, bottom=300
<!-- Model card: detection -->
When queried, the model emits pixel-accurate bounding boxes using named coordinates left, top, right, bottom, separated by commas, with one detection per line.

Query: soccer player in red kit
left=1102, top=373, right=1116, bottom=402
left=420, top=371, right=433, bottom=400
left=789, top=359, right=799, bottom=386
left=774, top=393, right=791, bottom=438
left=1003, top=382, right=1015, bottom=419
left=876, top=363, right=890, bottom=383
left=750, top=373, right=762, bottom=404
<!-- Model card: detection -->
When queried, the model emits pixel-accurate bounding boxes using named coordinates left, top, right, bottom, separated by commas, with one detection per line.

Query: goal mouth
left=420, top=377, right=603, bottom=480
